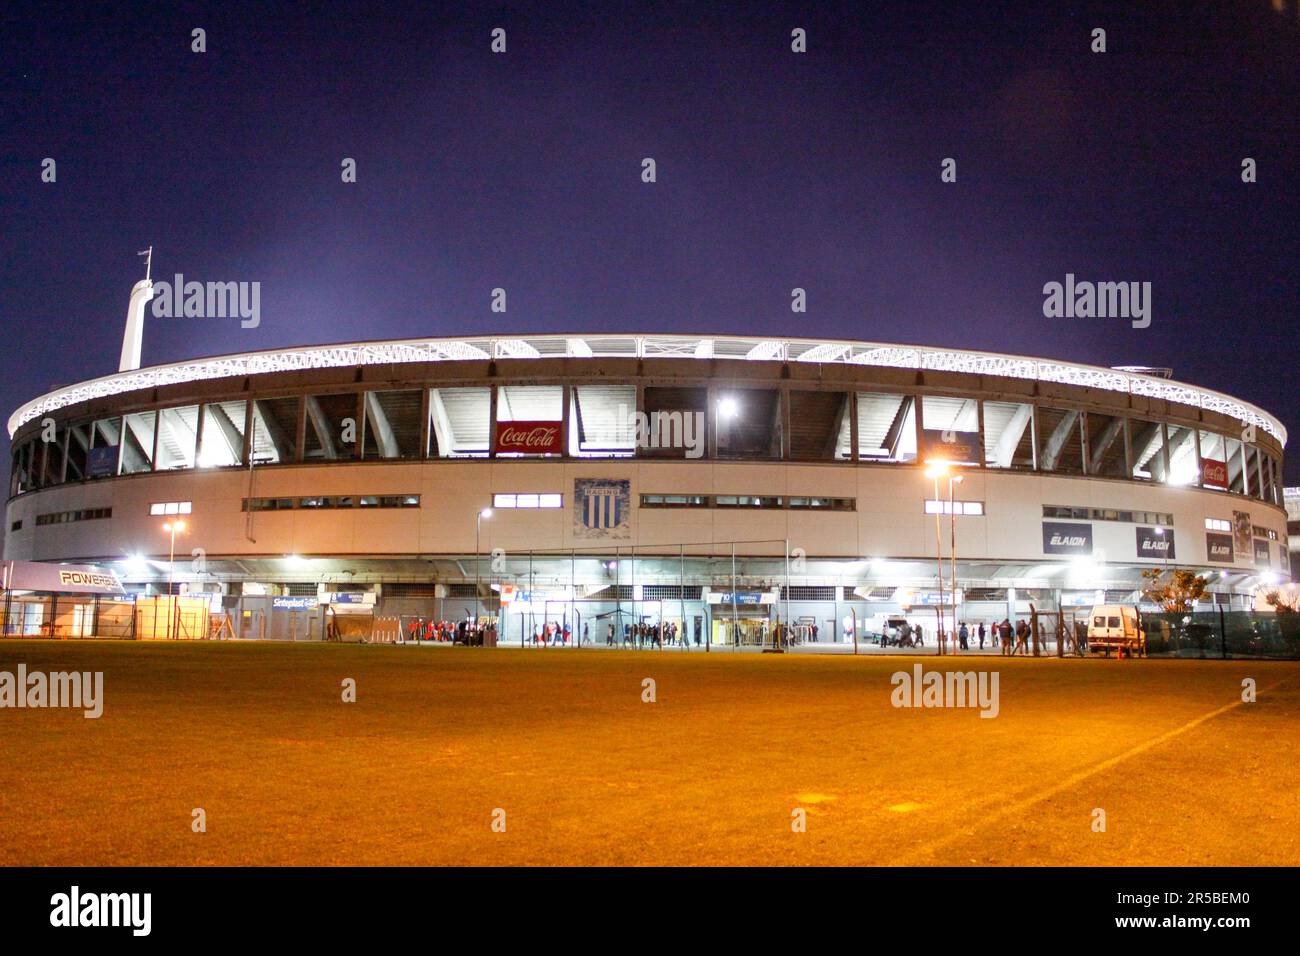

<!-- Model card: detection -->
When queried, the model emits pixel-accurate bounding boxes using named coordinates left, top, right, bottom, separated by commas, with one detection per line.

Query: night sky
left=2, top=1, right=1298, bottom=479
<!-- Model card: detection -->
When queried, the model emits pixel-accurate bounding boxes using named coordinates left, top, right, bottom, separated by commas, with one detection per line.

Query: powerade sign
left=1205, top=532, right=1234, bottom=563
left=1135, top=527, right=1175, bottom=560
left=1042, top=521, right=1092, bottom=555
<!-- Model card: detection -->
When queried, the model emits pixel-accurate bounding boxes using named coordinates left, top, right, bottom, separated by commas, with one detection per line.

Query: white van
left=1087, top=605, right=1146, bottom=657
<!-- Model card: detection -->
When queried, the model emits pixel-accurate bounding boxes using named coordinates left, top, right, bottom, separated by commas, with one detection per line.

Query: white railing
left=7, top=334, right=1286, bottom=444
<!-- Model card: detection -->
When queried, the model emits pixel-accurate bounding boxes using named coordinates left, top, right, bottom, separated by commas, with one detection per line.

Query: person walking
left=958, top=622, right=969, bottom=650
left=977, top=621, right=985, bottom=650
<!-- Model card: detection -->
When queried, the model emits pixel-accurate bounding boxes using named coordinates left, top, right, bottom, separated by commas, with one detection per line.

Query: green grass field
left=0, top=640, right=1296, bottom=866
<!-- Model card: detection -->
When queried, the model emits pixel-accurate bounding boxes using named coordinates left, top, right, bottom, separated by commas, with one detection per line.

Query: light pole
left=925, top=462, right=949, bottom=653
left=948, top=474, right=963, bottom=650
left=162, top=519, right=186, bottom=639
left=1154, top=526, right=1170, bottom=575
left=475, top=507, right=492, bottom=638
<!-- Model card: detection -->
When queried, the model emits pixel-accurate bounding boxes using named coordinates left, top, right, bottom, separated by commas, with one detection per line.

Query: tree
left=1263, top=588, right=1299, bottom=615
left=1140, top=568, right=1209, bottom=612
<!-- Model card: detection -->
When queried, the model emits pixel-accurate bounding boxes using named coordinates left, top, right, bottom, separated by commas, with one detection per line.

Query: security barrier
left=370, top=616, right=401, bottom=644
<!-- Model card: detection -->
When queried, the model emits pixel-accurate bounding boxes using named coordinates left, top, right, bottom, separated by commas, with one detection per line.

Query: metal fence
left=1142, top=610, right=1300, bottom=659
left=0, top=594, right=137, bottom=639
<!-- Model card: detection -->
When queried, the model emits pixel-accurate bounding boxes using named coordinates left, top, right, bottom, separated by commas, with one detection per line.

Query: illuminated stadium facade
left=4, top=333, right=1291, bottom=644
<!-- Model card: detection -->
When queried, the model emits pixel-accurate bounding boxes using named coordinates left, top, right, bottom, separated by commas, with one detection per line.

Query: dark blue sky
left=2, top=1, right=1298, bottom=477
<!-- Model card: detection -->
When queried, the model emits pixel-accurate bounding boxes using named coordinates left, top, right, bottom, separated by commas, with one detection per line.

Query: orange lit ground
left=0, top=641, right=1296, bottom=866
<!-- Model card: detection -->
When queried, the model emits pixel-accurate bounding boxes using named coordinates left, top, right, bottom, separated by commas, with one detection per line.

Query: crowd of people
left=403, top=613, right=1075, bottom=654
left=529, top=621, right=583, bottom=645
left=608, top=620, right=698, bottom=648
left=950, top=618, right=1043, bottom=655
left=405, top=618, right=490, bottom=644
left=881, top=618, right=1057, bottom=654
left=404, top=617, right=704, bottom=648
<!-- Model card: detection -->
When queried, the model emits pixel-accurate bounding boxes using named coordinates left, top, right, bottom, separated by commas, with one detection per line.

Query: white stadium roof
left=7, top=334, right=1286, bottom=444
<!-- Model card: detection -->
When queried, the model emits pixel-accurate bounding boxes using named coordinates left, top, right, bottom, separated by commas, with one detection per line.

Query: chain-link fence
left=1141, top=610, right=1300, bottom=659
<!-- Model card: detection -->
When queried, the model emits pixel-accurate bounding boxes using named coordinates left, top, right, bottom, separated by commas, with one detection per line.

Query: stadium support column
left=707, top=385, right=719, bottom=459
left=784, top=538, right=791, bottom=640
left=680, top=544, right=686, bottom=653
left=731, top=543, right=738, bottom=651
left=561, top=384, right=571, bottom=457
left=780, top=388, right=792, bottom=461
left=848, top=392, right=859, bottom=462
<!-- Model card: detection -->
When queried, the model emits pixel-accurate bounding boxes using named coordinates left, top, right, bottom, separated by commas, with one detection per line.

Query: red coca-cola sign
left=495, top=421, right=563, bottom=455
left=1201, top=458, right=1227, bottom=489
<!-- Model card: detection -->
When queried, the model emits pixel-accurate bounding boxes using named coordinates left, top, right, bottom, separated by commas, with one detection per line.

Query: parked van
left=1087, top=605, right=1146, bottom=657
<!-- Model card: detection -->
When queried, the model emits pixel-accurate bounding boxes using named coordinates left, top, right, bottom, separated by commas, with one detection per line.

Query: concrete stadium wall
left=4, top=457, right=1288, bottom=570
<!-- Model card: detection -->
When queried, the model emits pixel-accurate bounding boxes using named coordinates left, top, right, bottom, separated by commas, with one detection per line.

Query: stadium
left=2, top=309, right=1291, bottom=646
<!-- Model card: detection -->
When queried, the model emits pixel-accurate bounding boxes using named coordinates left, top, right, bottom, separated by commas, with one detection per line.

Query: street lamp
left=1154, top=526, right=1169, bottom=572
left=948, top=473, right=964, bottom=649
left=925, top=462, right=949, bottom=653
left=162, top=519, right=186, bottom=639
left=475, top=507, right=492, bottom=639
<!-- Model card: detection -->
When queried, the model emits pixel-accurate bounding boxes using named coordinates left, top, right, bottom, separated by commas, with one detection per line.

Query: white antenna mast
left=118, top=247, right=156, bottom=372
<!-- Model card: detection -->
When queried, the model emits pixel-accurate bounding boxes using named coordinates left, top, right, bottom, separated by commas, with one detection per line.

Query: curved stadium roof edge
left=7, top=333, right=1287, bottom=444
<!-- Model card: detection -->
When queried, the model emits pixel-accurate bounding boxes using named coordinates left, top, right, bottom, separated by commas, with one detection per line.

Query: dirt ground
left=0, top=640, right=1295, bottom=866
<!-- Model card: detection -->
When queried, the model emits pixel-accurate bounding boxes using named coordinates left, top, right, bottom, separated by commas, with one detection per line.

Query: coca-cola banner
left=495, top=421, right=563, bottom=455
left=1200, top=457, right=1227, bottom=489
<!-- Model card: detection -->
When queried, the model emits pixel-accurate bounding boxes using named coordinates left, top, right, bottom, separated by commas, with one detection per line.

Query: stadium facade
left=4, top=332, right=1291, bottom=644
